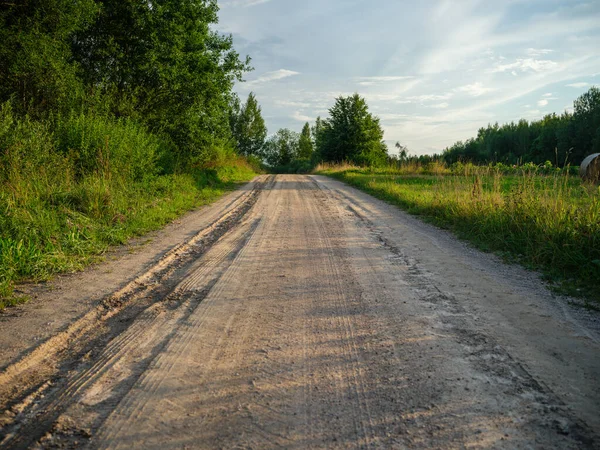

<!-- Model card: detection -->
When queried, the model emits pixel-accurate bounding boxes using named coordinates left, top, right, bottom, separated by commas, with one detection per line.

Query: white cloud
left=356, top=76, right=414, bottom=86
left=379, top=113, right=410, bottom=121
left=275, top=100, right=312, bottom=108
left=537, top=99, right=548, bottom=107
left=292, top=111, right=313, bottom=122
left=542, top=93, right=553, bottom=97
left=526, top=48, right=553, bottom=57
left=408, top=93, right=454, bottom=102
left=491, top=58, right=558, bottom=74
left=430, top=102, right=450, bottom=109
left=454, top=82, right=494, bottom=97
left=566, top=82, right=590, bottom=88
left=247, top=69, right=299, bottom=85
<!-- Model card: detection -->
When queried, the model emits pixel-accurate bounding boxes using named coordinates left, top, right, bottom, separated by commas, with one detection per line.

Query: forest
left=441, top=87, right=600, bottom=167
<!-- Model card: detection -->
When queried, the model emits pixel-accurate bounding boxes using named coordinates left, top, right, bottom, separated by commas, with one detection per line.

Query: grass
left=316, top=162, right=600, bottom=306
left=0, top=104, right=257, bottom=308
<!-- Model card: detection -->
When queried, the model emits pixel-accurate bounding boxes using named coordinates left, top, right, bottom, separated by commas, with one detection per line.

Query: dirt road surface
left=1, top=174, right=599, bottom=449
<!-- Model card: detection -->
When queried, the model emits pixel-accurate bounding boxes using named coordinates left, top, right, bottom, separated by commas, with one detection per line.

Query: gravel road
left=0, top=174, right=598, bottom=449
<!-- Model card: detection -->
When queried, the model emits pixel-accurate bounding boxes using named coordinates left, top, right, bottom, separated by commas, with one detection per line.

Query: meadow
left=317, top=162, right=600, bottom=305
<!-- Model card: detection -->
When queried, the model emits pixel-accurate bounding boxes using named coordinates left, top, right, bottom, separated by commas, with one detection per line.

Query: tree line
left=241, top=93, right=390, bottom=173
left=441, top=87, right=600, bottom=167
left=250, top=87, right=599, bottom=173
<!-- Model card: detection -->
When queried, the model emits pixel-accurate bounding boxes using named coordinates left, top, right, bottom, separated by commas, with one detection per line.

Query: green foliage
left=0, top=0, right=99, bottom=116
left=298, top=122, right=314, bottom=159
left=262, top=128, right=299, bottom=168
left=443, top=87, right=600, bottom=166
left=0, top=103, right=256, bottom=306
left=71, top=0, right=250, bottom=160
left=316, top=94, right=388, bottom=166
left=231, top=92, right=267, bottom=157
left=0, top=0, right=260, bottom=305
left=318, top=164, right=600, bottom=305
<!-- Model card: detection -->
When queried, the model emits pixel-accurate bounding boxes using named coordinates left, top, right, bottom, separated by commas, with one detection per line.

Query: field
left=317, top=162, right=600, bottom=305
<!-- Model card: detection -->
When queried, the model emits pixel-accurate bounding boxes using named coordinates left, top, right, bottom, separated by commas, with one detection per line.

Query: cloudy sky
left=217, top=0, right=600, bottom=156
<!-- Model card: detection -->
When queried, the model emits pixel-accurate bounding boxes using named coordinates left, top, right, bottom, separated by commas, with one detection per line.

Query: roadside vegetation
left=317, top=162, right=599, bottom=305
left=0, top=0, right=265, bottom=307
left=303, top=87, right=599, bottom=305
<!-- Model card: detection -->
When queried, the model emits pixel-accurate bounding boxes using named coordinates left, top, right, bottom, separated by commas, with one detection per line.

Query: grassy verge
left=316, top=163, right=600, bottom=306
left=0, top=105, right=256, bottom=308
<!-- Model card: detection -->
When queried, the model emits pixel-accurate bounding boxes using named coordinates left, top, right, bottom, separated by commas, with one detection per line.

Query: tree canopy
left=316, top=94, right=388, bottom=166
left=231, top=92, right=267, bottom=157
left=443, top=87, right=600, bottom=166
left=298, top=122, right=314, bottom=159
left=262, top=128, right=299, bottom=168
left=0, top=0, right=252, bottom=165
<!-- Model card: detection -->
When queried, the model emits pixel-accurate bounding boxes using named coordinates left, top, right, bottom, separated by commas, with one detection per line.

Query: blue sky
left=217, top=0, right=600, bottom=156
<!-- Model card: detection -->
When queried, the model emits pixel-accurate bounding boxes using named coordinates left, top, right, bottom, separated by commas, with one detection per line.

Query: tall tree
left=232, top=92, right=267, bottom=157
left=0, top=0, right=98, bottom=116
left=572, top=86, right=600, bottom=158
left=395, top=142, right=409, bottom=161
left=297, top=122, right=313, bottom=159
left=262, top=128, right=299, bottom=167
left=71, top=0, right=251, bottom=159
left=318, top=94, right=388, bottom=166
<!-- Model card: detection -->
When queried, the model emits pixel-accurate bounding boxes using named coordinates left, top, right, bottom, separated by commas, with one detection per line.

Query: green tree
left=232, top=92, right=267, bottom=157
left=71, top=0, right=251, bottom=160
left=318, top=94, right=388, bottom=166
left=395, top=142, right=409, bottom=162
left=262, top=128, right=299, bottom=167
left=572, top=86, right=600, bottom=159
left=0, top=0, right=98, bottom=116
left=298, top=122, right=313, bottom=159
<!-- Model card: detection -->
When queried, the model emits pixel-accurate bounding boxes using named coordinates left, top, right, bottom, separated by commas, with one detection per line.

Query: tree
left=297, top=122, right=313, bottom=159
left=395, top=142, right=409, bottom=162
left=318, top=93, right=388, bottom=166
left=262, top=128, right=299, bottom=167
left=71, top=0, right=251, bottom=160
left=0, top=0, right=98, bottom=116
left=232, top=92, right=267, bottom=157
left=572, top=86, right=600, bottom=160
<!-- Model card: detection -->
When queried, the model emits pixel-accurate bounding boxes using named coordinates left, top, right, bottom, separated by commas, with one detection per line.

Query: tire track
left=0, top=177, right=271, bottom=449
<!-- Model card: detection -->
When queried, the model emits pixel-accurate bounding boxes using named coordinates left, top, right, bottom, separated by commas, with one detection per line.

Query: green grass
left=0, top=104, right=256, bottom=308
left=317, top=163, right=600, bottom=306
left=0, top=165, right=255, bottom=309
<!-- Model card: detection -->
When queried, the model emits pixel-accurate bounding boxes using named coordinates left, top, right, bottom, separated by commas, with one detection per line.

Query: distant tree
left=318, top=94, right=388, bottom=166
left=572, top=86, right=600, bottom=158
left=441, top=87, right=599, bottom=166
left=232, top=92, right=267, bottom=157
left=262, top=128, right=299, bottom=167
left=395, top=142, right=409, bottom=161
left=312, top=116, right=324, bottom=158
left=298, top=122, right=314, bottom=159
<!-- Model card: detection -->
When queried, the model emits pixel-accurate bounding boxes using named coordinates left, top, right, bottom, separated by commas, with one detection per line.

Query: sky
left=217, top=0, right=600, bottom=156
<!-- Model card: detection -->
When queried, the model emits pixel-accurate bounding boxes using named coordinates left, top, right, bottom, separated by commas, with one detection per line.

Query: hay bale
left=580, top=153, right=600, bottom=184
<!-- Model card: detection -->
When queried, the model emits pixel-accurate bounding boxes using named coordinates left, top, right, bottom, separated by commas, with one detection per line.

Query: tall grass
left=317, top=163, right=600, bottom=305
left=0, top=103, right=256, bottom=307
